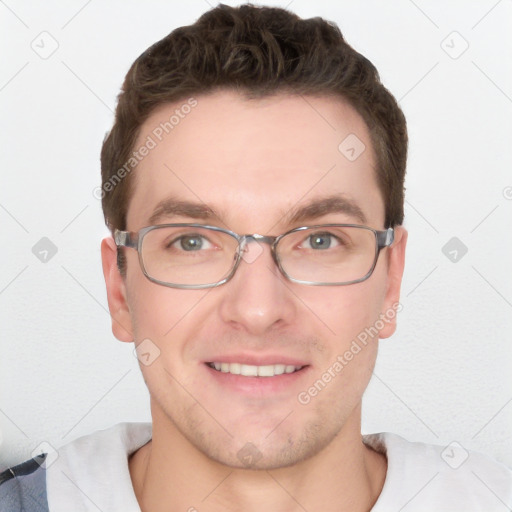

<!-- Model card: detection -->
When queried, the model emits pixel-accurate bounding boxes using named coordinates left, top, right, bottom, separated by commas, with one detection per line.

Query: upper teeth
left=210, top=362, right=303, bottom=377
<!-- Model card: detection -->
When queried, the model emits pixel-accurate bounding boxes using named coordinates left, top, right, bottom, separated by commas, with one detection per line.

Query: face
left=102, top=90, right=407, bottom=469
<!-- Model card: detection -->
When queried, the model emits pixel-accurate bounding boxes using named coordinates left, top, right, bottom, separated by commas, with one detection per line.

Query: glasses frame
left=114, top=223, right=394, bottom=289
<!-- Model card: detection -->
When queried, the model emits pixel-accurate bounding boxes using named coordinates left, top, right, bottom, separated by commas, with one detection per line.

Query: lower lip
left=204, top=363, right=311, bottom=395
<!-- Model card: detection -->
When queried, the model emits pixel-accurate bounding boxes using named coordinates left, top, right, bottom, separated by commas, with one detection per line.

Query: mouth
left=207, top=362, right=305, bottom=377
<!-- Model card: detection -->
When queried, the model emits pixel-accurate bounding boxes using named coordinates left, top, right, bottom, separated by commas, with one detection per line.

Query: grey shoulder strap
left=0, top=454, right=49, bottom=512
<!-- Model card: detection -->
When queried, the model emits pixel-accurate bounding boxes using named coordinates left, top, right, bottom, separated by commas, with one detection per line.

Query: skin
left=102, top=90, right=408, bottom=511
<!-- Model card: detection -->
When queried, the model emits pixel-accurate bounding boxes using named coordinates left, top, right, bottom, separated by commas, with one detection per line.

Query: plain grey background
left=1, top=0, right=511, bottom=469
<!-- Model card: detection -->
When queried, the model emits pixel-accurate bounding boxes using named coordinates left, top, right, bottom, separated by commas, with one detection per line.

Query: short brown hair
left=101, top=3, right=407, bottom=235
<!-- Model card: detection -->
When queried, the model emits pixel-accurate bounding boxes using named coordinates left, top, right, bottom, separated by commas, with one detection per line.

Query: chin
left=182, top=411, right=343, bottom=470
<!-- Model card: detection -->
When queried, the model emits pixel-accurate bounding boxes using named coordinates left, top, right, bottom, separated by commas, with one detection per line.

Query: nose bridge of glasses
left=236, top=234, right=280, bottom=267
left=244, top=234, right=277, bottom=245
left=238, top=233, right=278, bottom=252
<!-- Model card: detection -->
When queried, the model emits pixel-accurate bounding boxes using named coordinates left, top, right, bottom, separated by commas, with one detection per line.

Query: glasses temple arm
left=114, top=229, right=138, bottom=249
left=377, top=227, right=394, bottom=248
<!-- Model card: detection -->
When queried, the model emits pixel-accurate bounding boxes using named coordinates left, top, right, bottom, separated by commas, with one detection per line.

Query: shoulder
left=46, top=422, right=152, bottom=510
left=364, top=432, right=512, bottom=512
left=0, top=454, right=49, bottom=511
left=0, top=423, right=151, bottom=511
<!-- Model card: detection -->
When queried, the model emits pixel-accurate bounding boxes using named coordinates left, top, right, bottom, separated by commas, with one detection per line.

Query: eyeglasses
left=114, top=223, right=394, bottom=289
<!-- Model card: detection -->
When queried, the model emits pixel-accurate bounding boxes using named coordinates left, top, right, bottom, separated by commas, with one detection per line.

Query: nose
left=218, top=239, right=296, bottom=335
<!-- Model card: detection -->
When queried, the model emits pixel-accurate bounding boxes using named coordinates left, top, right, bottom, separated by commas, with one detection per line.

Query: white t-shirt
left=46, top=423, right=512, bottom=511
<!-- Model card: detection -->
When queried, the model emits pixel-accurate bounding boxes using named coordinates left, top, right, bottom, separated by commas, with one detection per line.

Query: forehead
left=127, top=90, right=384, bottom=231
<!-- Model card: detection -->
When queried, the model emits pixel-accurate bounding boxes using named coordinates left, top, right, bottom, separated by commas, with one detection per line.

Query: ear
left=101, top=236, right=134, bottom=342
left=378, top=226, right=408, bottom=339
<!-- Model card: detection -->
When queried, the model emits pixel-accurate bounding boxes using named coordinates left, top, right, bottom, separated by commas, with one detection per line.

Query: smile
left=207, top=362, right=304, bottom=377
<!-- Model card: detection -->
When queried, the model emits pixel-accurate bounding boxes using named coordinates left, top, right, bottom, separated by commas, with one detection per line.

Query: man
left=1, top=3, right=511, bottom=511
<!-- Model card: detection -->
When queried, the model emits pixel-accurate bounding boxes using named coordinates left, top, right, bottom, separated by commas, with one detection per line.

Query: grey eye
left=307, top=233, right=335, bottom=250
left=171, top=234, right=210, bottom=251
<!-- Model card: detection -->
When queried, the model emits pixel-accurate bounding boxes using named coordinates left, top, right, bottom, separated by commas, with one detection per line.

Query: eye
left=170, top=234, right=214, bottom=251
left=302, top=232, right=341, bottom=250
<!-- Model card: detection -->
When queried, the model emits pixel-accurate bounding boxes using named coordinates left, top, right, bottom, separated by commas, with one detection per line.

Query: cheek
left=126, top=277, right=210, bottom=399
left=126, top=272, right=210, bottom=341
left=294, top=278, right=386, bottom=343
left=297, top=286, right=382, bottom=415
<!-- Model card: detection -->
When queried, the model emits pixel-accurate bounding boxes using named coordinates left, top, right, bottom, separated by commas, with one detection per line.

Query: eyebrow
left=286, top=194, right=367, bottom=225
left=147, top=194, right=367, bottom=227
left=148, top=197, right=219, bottom=225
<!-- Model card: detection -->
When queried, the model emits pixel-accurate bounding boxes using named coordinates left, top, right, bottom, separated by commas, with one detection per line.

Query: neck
left=130, top=404, right=387, bottom=512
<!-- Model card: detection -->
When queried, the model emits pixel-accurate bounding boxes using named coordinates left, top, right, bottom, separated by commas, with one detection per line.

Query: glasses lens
left=141, top=226, right=239, bottom=286
left=277, top=226, right=377, bottom=284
